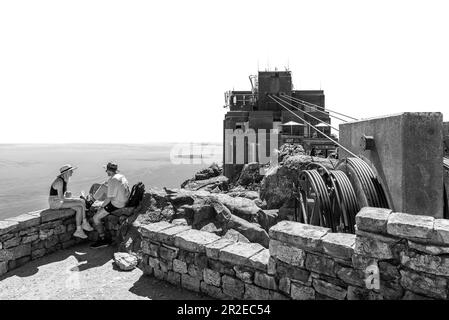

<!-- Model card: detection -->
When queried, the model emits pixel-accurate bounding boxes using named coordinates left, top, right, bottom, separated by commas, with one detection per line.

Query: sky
left=0, top=0, right=448, bottom=143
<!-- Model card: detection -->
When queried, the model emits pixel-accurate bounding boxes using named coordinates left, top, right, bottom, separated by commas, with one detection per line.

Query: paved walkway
left=0, top=244, right=208, bottom=300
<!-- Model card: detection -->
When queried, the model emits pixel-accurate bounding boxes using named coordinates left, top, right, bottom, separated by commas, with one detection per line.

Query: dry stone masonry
left=139, top=207, right=449, bottom=300
left=0, top=208, right=121, bottom=276
left=3, top=205, right=449, bottom=300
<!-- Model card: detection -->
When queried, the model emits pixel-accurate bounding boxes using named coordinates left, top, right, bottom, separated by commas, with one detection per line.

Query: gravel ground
left=0, top=244, right=209, bottom=300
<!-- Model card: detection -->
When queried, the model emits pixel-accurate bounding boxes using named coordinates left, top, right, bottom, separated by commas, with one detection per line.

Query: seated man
left=90, top=162, right=130, bottom=249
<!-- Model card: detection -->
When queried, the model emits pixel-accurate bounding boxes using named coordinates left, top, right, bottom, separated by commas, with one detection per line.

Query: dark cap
left=104, top=162, right=118, bottom=172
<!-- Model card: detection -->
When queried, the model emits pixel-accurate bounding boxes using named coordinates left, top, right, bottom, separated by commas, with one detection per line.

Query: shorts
left=104, top=202, right=119, bottom=213
left=48, top=197, right=64, bottom=209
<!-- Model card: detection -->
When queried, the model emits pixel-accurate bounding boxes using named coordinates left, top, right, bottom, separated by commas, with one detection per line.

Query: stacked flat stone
left=139, top=207, right=449, bottom=300
left=0, top=209, right=79, bottom=275
left=139, top=221, right=287, bottom=299
left=269, top=220, right=357, bottom=300
left=0, top=208, right=123, bottom=277
left=355, top=207, right=449, bottom=299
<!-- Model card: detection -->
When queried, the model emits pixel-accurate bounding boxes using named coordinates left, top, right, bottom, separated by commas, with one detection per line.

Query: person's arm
left=102, top=178, right=117, bottom=208
left=54, top=179, right=64, bottom=200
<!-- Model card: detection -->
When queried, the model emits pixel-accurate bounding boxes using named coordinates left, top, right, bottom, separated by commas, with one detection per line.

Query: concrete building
left=223, top=70, right=337, bottom=179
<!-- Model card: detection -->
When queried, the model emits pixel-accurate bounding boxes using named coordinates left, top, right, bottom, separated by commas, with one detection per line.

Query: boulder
left=209, top=198, right=233, bottom=227
left=172, top=204, right=194, bottom=222
left=181, top=163, right=222, bottom=185
left=278, top=143, right=306, bottom=163
left=192, top=163, right=222, bottom=181
left=210, top=193, right=263, bottom=223
left=222, top=229, right=250, bottom=243
left=191, top=201, right=216, bottom=228
left=200, top=222, right=223, bottom=235
left=113, top=252, right=138, bottom=271
left=227, top=190, right=260, bottom=200
left=237, top=162, right=263, bottom=186
left=226, top=215, right=270, bottom=248
left=257, top=209, right=279, bottom=231
left=205, top=195, right=269, bottom=247
left=181, top=176, right=229, bottom=192
left=164, top=188, right=211, bottom=207
left=254, top=198, right=268, bottom=210
left=117, top=216, right=143, bottom=254
left=260, top=155, right=337, bottom=209
left=172, top=218, right=189, bottom=226
left=129, top=188, right=175, bottom=223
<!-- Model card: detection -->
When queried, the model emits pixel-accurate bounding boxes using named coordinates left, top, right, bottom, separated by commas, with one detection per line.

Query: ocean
left=0, top=143, right=222, bottom=220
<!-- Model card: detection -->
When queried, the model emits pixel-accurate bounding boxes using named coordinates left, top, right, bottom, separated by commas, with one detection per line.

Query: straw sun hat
left=59, top=164, right=77, bottom=175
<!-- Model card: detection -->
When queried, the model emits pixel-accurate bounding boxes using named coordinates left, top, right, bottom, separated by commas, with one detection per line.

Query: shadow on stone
left=128, top=274, right=210, bottom=300
left=0, top=242, right=115, bottom=280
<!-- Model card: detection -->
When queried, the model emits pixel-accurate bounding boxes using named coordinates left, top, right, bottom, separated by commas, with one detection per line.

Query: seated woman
left=48, top=164, right=94, bottom=239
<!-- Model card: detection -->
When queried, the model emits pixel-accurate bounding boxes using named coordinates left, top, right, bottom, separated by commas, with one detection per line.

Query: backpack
left=126, top=182, right=145, bottom=207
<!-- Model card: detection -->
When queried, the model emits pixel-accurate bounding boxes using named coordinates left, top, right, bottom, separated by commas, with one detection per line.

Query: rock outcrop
left=236, top=162, right=264, bottom=187
left=260, top=155, right=337, bottom=209
left=278, top=143, right=306, bottom=162
left=181, top=163, right=227, bottom=192
left=113, top=252, right=138, bottom=271
left=115, top=153, right=337, bottom=254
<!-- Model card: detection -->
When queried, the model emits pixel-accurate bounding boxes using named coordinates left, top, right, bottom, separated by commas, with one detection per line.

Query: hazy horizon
left=0, top=143, right=222, bottom=219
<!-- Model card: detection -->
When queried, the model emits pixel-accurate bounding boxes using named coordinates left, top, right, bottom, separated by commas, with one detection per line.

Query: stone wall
left=0, top=208, right=121, bottom=277
left=139, top=207, right=449, bottom=300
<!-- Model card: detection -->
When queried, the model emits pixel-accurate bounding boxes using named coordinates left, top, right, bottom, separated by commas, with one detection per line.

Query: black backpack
left=126, top=182, right=145, bottom=207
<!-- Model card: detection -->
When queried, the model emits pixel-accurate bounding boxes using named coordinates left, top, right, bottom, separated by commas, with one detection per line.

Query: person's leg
left=90, top=208, right=112, bottom=248
left=60, top=198, right=93, bottom=230
left=92, top=208, right=110, bottom=238
left=59, top=199, right=85, bottom=226
left=59, top=199, right=93, bottom=238
left=58, top=202, right=87, bottom=239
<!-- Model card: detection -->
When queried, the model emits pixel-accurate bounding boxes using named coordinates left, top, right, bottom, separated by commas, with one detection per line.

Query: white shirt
left=107, top=173, right=130, bottom=208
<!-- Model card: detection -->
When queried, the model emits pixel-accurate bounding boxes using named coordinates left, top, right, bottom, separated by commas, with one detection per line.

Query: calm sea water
left=0, top=143, right=222, bottom=220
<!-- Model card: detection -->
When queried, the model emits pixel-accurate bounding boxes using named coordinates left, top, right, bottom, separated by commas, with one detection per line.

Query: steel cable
left=276, top=95, right=340, bottom=132
left=281, top=94, right=359, bottom=122
left=346, top=157, right=389, bottom=208
left=268, top=94, right=361, bottom=159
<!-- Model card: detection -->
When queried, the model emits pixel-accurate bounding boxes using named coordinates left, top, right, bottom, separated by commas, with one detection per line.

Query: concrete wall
left=139, top=208, right=449, bottom=300
left=0, top=209, right=122, bottom=277
left=339, top=112, right=443, bottom=218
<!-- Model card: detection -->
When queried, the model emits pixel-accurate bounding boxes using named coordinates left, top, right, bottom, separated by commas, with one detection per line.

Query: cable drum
left=344, top=157, right=389, bottom=209
left=328, top=170, right=360, bottom=233
left=298, top=169, right=333, bottom=229
left=269, top=94, right=390, bottom=231
left=296, top=159, right=386, bottom=233
left=301, top=164, right=359, bottom=233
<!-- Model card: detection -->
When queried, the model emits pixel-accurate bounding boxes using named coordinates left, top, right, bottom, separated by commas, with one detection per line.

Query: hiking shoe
left=82, top=220, right=94, bottom=232
left=90, top=238, right=111, bottom=249
left=73, top=228, right=88, bottom=239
